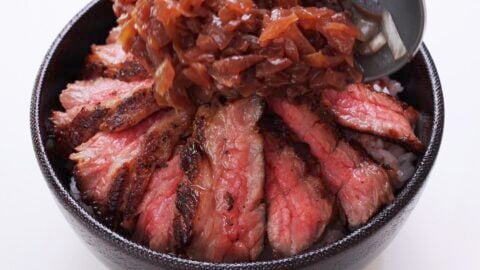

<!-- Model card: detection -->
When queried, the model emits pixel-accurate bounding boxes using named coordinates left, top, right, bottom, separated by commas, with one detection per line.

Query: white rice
left=70, top=178, right=95, bottom=215
left=372, top=77, right=404, bottom=97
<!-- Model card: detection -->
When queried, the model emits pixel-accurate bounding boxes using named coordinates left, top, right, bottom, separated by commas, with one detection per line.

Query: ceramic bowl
left=31, top=0, right=444, bottom=269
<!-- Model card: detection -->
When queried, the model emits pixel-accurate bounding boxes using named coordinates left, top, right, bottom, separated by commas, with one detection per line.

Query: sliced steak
left=133, top=153, right=184, bottom=252
left=51, top=78, right=159, bottom=150
left=71, top=110, right=190, bottom=230
left=269, top=98, right=394, bottom=227
left=119, top=111, right=191, bottom=230
left=70, top=112, right=165, bottom=223
left=174, top=138, right=209, bottom=252
left=84, top=43, right=150, bottom=82
left=174, top=97, right=266, bottom=262
left=322, top=83, right=424, bottom=152
left=52, top=106, right=109, bottom=151
left=263, top=132, right=333, bottom=256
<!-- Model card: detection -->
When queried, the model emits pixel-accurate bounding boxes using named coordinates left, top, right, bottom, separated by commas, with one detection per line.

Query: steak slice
left=269, top=98, right=394, bottom=227
left=51, top=78, right=159, bottom=150
left=71, top=110, right=190, bottom=230
left=133, top=153, right=184, bottom=252
left=263, top=132, right=333, bottom=257
left=84, top=43, right=150, bottom=82
left=119, top=111, right=191, bottom=231
left=322, top=83, right=424, bottom=152
left=174, top=96, right=266, bottom=262
left=70, top=112, right=165, bottom=222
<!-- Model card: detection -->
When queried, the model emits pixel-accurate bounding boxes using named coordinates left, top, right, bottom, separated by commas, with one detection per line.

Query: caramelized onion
left=118, top=19, right=137, bottom=51
left=382, top=10, right=406, bottom=60
left=355, top=17, right=379, bottom=42
left=304, top=51, right=345, bottom=68
left=120, top=0, right=364, bottom=108
left=154, top=57, right=175, bottom=98
left=259, top=10, right=299, bottom=46
left=358, top=32, right=386, bottom=55
left=183, top=63, right=212, bottom=87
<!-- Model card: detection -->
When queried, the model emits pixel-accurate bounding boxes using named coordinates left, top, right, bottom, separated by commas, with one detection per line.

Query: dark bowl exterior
left=30, top=0, right=444, bottom=269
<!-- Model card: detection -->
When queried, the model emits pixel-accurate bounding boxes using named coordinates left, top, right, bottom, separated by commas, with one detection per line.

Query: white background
left=0, top=0, right=478, bottom=269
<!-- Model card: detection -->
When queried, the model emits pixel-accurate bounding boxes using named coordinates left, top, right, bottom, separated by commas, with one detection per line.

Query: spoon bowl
left=354, top=0, right=426, bottom=81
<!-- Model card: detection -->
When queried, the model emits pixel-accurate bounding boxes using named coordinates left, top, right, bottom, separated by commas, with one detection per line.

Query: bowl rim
left=30, top=0, right=444, bottom=268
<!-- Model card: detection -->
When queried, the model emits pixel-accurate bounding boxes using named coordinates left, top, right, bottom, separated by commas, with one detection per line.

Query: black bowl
left=30, top=0, right=444, bottom=269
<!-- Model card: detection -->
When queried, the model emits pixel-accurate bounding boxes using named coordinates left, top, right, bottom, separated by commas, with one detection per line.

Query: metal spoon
left=350, top=0, right=426, bottom=81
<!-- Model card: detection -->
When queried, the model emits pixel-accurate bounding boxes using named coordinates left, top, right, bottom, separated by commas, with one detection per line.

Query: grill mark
left=101, top=86, right=159, bottom=132
left=120, top=113, right=191, bottom=231
left=56, top=85, right=160, bottom=153
left=82, top=61, right=106, bottom=80
left=56, top=106, right=108, bottom=150
left=174, top=112, right=209, bottom=252
left=224, top=192, right=234, bottom=211
left=305, top=94, right=342, bottom=137
left=259, top=113, right=291, bottom=142
left=111, top=60, right=150, bottom=81
left=271, top=98, right=395, bottom=226
left=105, top=167, right=131, bottom=229
left=84, top=54, right=150, bottom=82
left=174, top=144, right=202, bottom=251
left=123, top=132, right=176, bottom=218
left=174, top=181, right=199, bottom=249
left=260, top=113, right=323, bottom=177
left=72, top=111, right=191, bottom=232
left=181, top=141, right=203, bottom=180
left=193, top=117, right=206, bottom=145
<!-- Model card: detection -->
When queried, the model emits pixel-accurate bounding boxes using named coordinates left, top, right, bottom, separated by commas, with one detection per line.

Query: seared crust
left=173, top=114, right=209, bottom=251
left=84, top=57, right=150, bottom=82
left=174, top=180, right=199, bottom=249
left=118, top=112, right=191, bottom=230
left=173, top=97, right=266, bottom=261
left=83, top=44, right=150, bottom=82
left=107, top=59, right=150, bottom=82
left=71, top=111, right=191, bottom=232
left=269, top=97, right=394, bottom=227
left=55, top=106, right=108, bottom=151
left=259, top=113, right=326, bottom=177
left=54, top=83, right=160, bottom=151
left=180, top=139, right=204, bottom=182
left=105, top=167, right=131, bottom=229
left=101, top=86, right=159, bottom=132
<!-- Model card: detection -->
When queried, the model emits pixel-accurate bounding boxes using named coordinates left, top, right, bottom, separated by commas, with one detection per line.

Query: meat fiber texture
left=270, top=98, right=394, bottom=227
left=51, top=78, right=159, bottom=149
left=70, top=110, right=189, bottom=230
left=175, top=97, right=266, bottom=262
left=84, top=43, right=151, bottom=82
left=322, top=83, right=424, bottom=152
left=70, top=112, right=165, bottom=221
left=264, top=133, right=333, bottom=256
left=133, top=153, right=184, bottom=253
